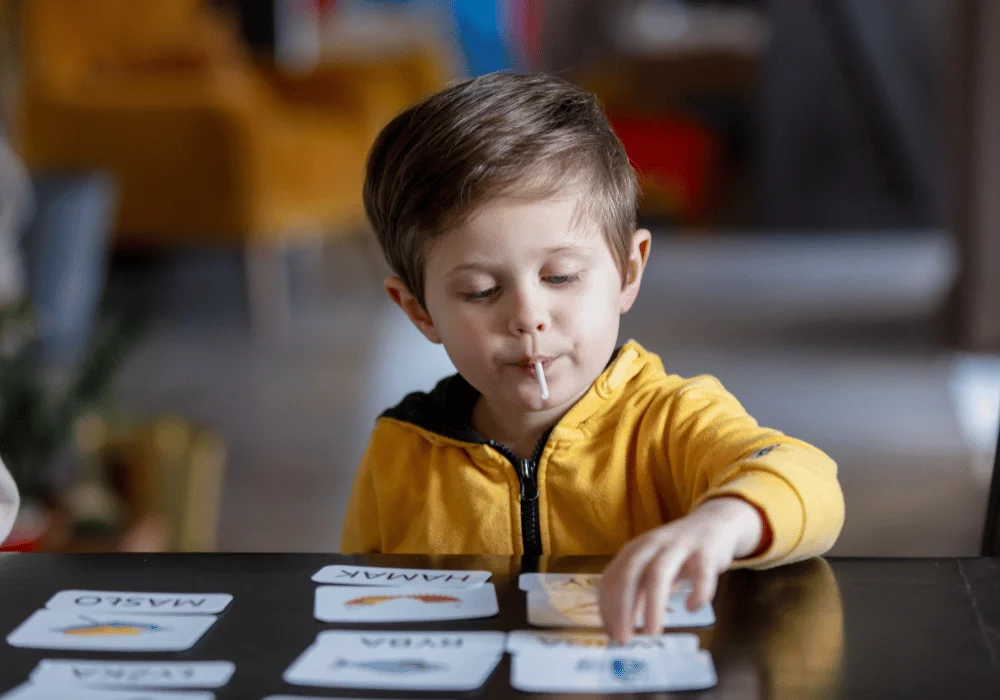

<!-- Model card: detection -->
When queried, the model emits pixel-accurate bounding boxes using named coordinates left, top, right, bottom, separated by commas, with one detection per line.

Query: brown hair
left=363, top=72, right=639, bottom=307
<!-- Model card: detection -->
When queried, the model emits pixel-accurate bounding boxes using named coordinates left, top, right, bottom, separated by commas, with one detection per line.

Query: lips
left=517, top=356, right=554, bottom=370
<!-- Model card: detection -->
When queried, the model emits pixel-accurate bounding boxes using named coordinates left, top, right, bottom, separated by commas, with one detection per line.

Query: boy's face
left=386, top=193, right=650, bottom=415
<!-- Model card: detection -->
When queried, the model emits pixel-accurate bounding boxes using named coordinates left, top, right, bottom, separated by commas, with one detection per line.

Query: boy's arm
left=340, top=441, right=383, bottom=554
left=0, top=455, right=19, bottom=544
left=657, top=375, right=845, bottom=568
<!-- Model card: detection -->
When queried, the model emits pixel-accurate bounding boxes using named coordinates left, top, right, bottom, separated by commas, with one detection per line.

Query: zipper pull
left=519, top=459, right=539, bottom=501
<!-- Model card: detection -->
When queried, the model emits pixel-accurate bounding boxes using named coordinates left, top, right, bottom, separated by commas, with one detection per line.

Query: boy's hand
left=598, top=497, right=766, bottom=642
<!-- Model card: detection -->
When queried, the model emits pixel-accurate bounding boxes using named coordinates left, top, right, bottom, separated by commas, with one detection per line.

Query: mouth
left=515, top=356, right=554, bottom=375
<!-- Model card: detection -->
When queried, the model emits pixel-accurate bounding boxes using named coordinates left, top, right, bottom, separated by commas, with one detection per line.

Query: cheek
left=560, top=278, right=621, bottom=334
left=432, top=303, right=498, bottom=359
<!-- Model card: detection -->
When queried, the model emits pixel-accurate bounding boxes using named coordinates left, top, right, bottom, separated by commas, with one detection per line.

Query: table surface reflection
left=0, top=553, right=998, bottom=699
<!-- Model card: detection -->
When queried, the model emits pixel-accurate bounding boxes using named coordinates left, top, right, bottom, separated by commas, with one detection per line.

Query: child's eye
left=544, top=274, right=580, bottom=285
left=462, top=286, right=500, bottom=301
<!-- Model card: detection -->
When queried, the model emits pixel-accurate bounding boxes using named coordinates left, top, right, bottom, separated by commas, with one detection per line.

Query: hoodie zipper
left=488, top=430, right=550, bottom=556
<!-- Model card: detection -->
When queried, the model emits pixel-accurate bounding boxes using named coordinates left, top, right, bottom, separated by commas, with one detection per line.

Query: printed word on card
left=45, top=591, right=232, bottom=615
left=312, top=565, right=490, bottom=589
left=28, top=660, right=235, bottom=689
left=506, top=630, right=701, bottom=654
left=284, top=631, right=504, bottom=691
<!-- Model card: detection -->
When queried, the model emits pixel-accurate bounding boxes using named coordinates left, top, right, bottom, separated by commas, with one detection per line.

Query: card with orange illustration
left=6, top=610, right=217, bottom=652
left=314, top=584, right=498, bottom=623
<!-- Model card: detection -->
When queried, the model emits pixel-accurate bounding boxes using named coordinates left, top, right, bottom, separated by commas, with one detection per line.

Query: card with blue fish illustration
left=6, top=610, right=217, bottom=652
left=510, top=648, right=717, bottom=693
left=283, top=643, right=502, bottom=690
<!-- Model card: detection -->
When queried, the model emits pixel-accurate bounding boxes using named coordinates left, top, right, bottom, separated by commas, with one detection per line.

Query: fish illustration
left=576, top=658, right=647, bottom=682
left=333, top=658, right=446, bottom=674
left=55, top=616, right=168, bottom=637
left=611, top=659, right=647, bottom=681
left=344, top=593, right=461, bottom=607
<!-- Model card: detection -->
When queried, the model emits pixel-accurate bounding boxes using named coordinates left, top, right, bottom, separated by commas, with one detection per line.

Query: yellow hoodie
left=341, top=340, right=844, bottom=567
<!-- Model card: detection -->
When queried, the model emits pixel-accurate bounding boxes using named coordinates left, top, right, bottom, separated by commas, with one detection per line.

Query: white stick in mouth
left=535, top=360, right=549, bottom=400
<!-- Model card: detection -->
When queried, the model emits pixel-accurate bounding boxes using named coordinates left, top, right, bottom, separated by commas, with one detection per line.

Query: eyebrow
left=445, top=247, right=589, bottom=276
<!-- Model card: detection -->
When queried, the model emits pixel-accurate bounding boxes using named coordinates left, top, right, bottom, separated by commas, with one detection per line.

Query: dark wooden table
left=1, top=554, right=999, bottom=699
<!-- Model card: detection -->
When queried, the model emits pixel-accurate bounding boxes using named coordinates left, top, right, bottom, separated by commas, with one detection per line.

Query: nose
left=507, top=284, right=549, bottom=337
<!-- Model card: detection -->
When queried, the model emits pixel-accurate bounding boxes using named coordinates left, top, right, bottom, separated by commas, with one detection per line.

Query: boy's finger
left=599, top=555, right=633, bottom=642
left=688, top=554, right=717, bottom=611
left=641, top=548, right=675, bottom=634
left=600, top=542, right=660, bottom=642
left=642, top=545, right=688, bottom=634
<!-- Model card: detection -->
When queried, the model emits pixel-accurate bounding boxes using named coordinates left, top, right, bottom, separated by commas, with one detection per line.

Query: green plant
left=0, top=299, right=141, bottom=502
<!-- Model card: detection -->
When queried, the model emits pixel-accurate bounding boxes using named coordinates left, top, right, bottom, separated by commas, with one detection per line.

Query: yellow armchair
left=17, top=0, right=449, bottom=331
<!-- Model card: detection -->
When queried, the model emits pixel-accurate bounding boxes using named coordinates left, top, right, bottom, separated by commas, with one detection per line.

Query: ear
left=619, top=229, right=651, bottom=314
left=384, top=276, right=442, bottom=343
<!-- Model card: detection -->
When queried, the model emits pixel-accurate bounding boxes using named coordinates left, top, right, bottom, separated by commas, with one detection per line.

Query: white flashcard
left=506, top=630, right=700, bottom=654
left=311, top=565, right=491, bottom=589
left=284, top=645, right=502, bottom=691
left=518, top=573, right=603, bottom=592
left=28, top=660, right=235, bottom=689
left=7, top=610, right=218, bottom=652
left=314, top=630, right=506, bottom=656
left=262, top=697, right=452, bottom=700
left=45, top=591, right=232, bottom=616
left=510, top=648, right=717, bottom=693
left=314, top=584, right=498, bottom=623
left=262, top=697, right=439, bottom=700
left=527, top=590, right=714, bottom=629
left=0, top=683, right=215, bottom=700
left=518, top=573, right=693, bottom=594
left=264, top=697, right=451, bottom=700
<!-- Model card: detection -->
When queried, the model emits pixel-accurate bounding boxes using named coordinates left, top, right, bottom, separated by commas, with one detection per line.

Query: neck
left=471, top=389, right=586, bottom=460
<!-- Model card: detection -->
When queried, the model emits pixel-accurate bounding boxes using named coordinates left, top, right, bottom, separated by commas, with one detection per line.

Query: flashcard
left=313, top=631, right=506, bottom=656
left=510, top=648, right=717, bottom=693
left=527, top=590, right=714, bottom=629
left=45, top=591, right=231, bottom=616
left=28, top=660, right=234, bottom=689
left=312, top=565, right=490, bottom=589
left=314, top=584, right=498, bottom=623
left=0, top=684, right=214, bottom=700
left=506, top=630, right=700, bottom=654
left=7, top=610, right=217, bottom=652
left=284, top=645, right=501, bottom=691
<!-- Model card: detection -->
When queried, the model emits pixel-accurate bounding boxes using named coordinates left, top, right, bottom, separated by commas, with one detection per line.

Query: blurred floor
left=111, top=230, right=999, bottom=556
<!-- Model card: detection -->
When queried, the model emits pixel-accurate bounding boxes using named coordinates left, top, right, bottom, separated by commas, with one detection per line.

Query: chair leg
left=244, top=242, right=292, bottom=335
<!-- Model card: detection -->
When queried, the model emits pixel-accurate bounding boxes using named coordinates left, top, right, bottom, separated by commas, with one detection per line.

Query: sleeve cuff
left=695, top=469, right=805, bottom=568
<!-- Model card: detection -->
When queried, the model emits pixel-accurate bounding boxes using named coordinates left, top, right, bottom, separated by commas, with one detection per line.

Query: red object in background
left=301, top=0, right=339, bottom=17
left=510, top=0, right=544, bottom=70
left=0, top=503, right=50, bottom=552
left=609, top=113, right=719, bottom=223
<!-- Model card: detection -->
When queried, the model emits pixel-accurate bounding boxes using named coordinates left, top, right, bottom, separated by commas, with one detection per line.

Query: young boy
left=341, top=72, right=845, bottom=641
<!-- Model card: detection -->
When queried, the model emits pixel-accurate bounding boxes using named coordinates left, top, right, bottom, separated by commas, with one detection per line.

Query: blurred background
left=0, top=0, right=997, bottom=557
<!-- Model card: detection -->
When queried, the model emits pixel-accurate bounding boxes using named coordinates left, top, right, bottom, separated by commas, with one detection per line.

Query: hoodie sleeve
left=0, top=455, right=20, bottom=545
left=657, top=375, right=845, bottom=569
